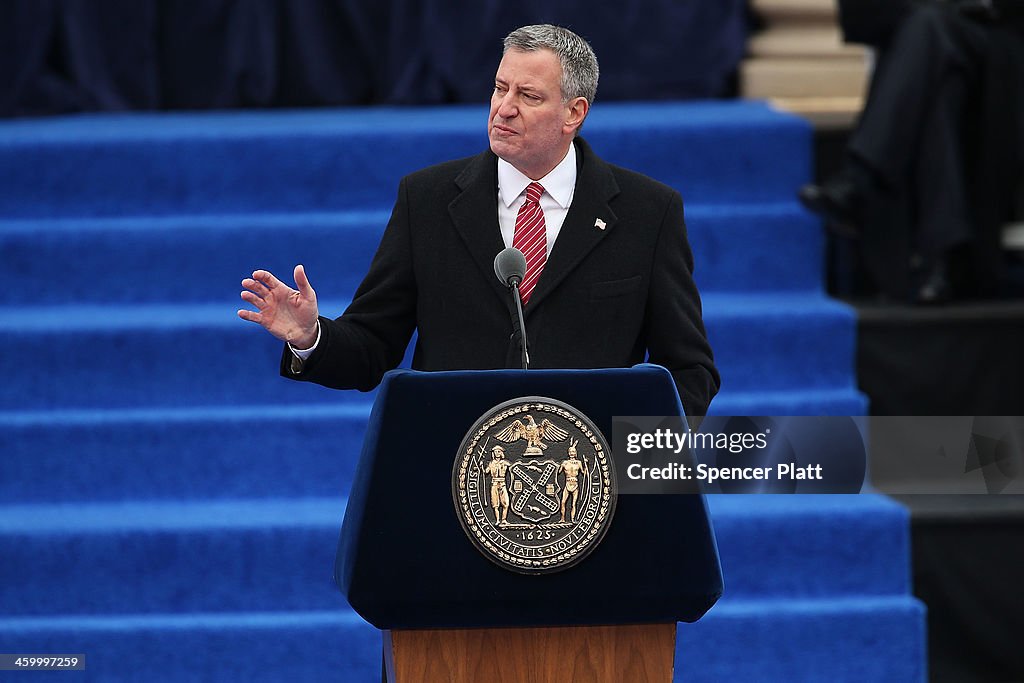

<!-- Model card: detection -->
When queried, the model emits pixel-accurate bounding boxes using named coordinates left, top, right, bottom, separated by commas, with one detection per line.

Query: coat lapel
left=448, top=149, right=510, bottom=304
left=526, top=137, right=620, bottom=313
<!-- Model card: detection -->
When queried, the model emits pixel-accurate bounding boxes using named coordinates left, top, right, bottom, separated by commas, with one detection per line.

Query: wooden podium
left=385, top=624, right=677, bottom=682
left=335, top=367, right=722, bottom=682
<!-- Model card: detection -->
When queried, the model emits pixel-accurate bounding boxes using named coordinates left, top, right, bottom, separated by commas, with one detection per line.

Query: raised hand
left=238, top=265, right=320, bottom=349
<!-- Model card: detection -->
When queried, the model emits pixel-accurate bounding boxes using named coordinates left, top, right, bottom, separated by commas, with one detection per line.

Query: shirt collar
left=497, top=142, right=577, bottom=209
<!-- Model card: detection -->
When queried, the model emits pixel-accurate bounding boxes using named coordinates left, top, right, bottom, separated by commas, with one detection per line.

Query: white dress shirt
left=496, top=142, right=577, bottom=255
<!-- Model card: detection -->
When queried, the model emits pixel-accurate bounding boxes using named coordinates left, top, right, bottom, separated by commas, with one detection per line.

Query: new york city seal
left=452, top=397, right=617, bottom=574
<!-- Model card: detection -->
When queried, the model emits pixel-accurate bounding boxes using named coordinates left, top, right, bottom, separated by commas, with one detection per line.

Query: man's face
left=488, top=48, right=585, bottom=180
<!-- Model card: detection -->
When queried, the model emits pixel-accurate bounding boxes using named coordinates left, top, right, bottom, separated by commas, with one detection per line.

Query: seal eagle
left=494, top=414, right=570, bottom=451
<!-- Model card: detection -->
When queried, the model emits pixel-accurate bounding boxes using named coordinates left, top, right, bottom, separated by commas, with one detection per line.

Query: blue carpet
left=0, top=296, right=854, bottom=409
left=0, top=611, right=380, bottom=683
left=709, top=388, right=868, bottom=417
left=0, top=101, right=923, bottom=681
left=0, top=499, right=346, bottom=616
left=0, top=405, right=370, bottom=503
left=678, top=597, right=926, bottom=682
left=0, top=496, right=909, bottom=617
left=0, top=103, right=809, bottom=218
left=0, top=203, right=820, bottom=306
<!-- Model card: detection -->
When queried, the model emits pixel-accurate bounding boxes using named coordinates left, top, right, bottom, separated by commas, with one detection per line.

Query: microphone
left=493, top=247, right=530, bottom=369
left=494, top=247, right=526, bottom=287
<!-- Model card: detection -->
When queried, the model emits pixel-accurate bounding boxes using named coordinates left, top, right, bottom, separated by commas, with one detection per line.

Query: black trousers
left=849, top=4, right=990, bottom=256
left=838, top=1, right=1024, bottom=297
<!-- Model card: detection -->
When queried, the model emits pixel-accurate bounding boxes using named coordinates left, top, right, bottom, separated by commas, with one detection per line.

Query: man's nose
left=496, top=93, right=518, bottom=118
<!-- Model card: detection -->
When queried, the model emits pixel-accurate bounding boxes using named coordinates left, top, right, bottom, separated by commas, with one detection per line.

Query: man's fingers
left=240, top=290, right=267, bottom=310
left=237, top=309, right=262, bottom=323
left=294, top=264, right=315, bottom=298
left=241, top=277, right=271, bottom=299
left=252, top=269, right=286, bottom=291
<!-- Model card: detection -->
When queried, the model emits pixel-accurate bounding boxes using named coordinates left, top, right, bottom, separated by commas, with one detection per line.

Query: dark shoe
left=915, top=257, right=953, bottom=305
left=798, top=177, right=865, bottom=239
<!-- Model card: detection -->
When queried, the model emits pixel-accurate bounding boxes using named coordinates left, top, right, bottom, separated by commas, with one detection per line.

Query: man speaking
left=238, top=24, right=719, bottom=417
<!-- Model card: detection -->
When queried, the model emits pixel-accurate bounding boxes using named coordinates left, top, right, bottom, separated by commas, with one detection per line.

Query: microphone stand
left=494, top=247, right=531, bottom=371
left=510, top=278, right=530, bottom=370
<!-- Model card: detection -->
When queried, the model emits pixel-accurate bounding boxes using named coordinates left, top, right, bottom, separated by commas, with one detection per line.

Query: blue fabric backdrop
left=0, top=0, right=748, bottom=117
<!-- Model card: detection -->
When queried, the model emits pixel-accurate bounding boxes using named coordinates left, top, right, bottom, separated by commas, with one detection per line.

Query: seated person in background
left=799, top=0, right=1024, bottom=304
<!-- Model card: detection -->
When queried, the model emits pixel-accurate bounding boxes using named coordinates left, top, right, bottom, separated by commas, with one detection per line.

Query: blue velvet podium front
left=336, top=364, right=723, bottom=633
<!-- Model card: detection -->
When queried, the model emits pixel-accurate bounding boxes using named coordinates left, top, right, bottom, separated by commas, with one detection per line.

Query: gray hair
left=503, top=24, right=599, bottom=105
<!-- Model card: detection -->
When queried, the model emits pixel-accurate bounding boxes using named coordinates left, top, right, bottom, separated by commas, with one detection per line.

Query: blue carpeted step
left=0, top=302, right=376, bottom=410
left=0, top=294, right=853, bottom=410
left=0, top=598, right=923, bottom=683
left=0, top=610, right=380, bottom=683
left=706, top=494, right=911, bottom=599
left=0, top=495, right=909, bottom=617
left=0, top=212, right=389, bottom=307
left=0, top=102, right=809, bottom=219
left=702, top=293, right=857, bottom=392
left=709, top=387, right=868, bottom=416
left=676, top=596, right=927, bottom=682
left=0, top=405, right=370, bottom=504
left=688, top=203, right=823, bottom=293
left=0, top=499, right=348, bottom=617
left=0, top=394, right=869, bottom=509
left=0, top=202, right=820, bottom=308
left=0, top=393, right=871, bottom=509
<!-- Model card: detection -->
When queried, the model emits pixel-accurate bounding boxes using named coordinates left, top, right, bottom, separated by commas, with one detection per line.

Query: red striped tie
left=512, top=182, right=547, bottom=304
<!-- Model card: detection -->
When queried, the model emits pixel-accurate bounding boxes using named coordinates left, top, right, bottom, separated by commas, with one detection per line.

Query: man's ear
left=564, top=97, right=590, bottom=134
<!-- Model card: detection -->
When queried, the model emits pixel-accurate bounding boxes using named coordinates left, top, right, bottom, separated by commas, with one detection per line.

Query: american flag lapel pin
left=594, top=218, right=606, bottom=230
